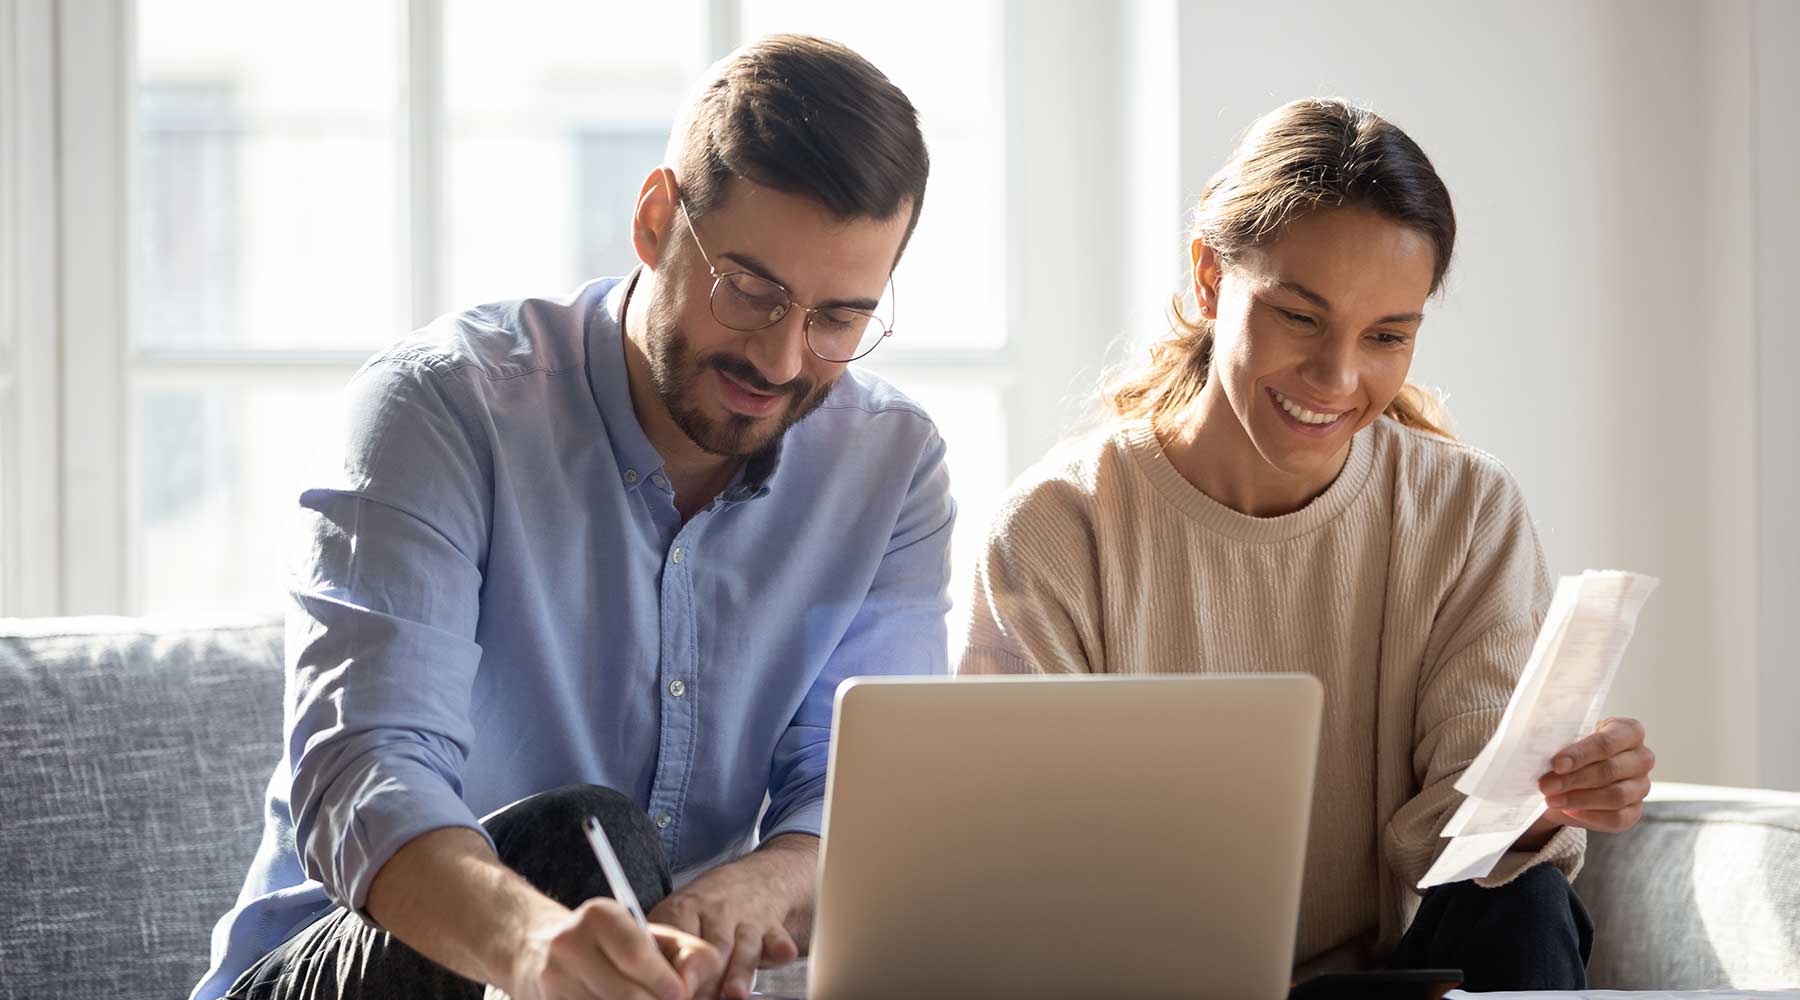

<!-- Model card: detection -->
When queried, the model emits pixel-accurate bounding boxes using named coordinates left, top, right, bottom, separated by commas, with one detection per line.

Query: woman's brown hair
left=1110, top=98, right=1455, bottom=437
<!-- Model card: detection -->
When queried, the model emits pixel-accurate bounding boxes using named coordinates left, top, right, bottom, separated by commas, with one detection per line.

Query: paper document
left=1419, top=570, right=1659, bottom=889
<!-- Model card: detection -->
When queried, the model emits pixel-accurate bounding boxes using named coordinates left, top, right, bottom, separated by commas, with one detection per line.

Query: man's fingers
left=1542, top=745, right=1656, bottom=795
left=690, top=914, right=737, bottom=998
left=581, top=904, right=688, bottom=1000
left=648, top=897, right=703, bottom=938
left=718, top=924, right=764, bottom=1000
left=568, top=956, right=669, bottom=1000
left=694, top=912, right=734, bottom=953
left=1551, top=717, right=1646, bottom=774
left=760, top=926, right=799, bottom=968
left=656, top=925, right=725, bottom=999
left=534, top=945, right=634, bottom=1000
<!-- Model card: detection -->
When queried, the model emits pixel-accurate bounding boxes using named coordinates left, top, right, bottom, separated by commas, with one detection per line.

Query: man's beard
left=645, top=317, right=836, bottom=459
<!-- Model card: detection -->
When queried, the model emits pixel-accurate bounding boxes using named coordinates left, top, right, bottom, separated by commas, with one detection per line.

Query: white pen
left=582, top=815, right=650, bottom=931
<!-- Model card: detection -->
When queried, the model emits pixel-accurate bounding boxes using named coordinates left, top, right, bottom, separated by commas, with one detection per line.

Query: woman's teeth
left=1272, top=389, right=1344, bottom=426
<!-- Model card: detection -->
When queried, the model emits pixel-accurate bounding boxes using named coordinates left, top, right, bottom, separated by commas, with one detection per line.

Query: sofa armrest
left=1578, top=781, right=1800, bottom=990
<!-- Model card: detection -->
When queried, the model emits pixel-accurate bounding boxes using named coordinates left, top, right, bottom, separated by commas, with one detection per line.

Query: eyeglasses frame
left=670, top=190, right=897, bottom=364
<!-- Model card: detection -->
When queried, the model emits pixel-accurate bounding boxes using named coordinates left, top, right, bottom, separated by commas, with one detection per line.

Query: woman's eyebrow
left=1275, top=280, right=1333, bottom=311
left=1272, top=280, right=1424, bottom=325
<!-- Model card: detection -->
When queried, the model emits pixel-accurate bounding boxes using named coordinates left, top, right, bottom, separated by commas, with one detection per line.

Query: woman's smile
left=1267, top=387, right=1352, bottom=437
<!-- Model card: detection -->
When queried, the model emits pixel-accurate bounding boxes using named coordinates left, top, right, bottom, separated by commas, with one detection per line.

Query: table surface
left=1445, top=993, right=1799, bottom=999
left=752, top=956, right=1800, bottom=998
left=752, top=964, right=1797, bottom=999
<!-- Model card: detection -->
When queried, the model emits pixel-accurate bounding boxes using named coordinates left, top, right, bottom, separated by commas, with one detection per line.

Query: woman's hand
left=1537, top=716, right=1656, bottom=833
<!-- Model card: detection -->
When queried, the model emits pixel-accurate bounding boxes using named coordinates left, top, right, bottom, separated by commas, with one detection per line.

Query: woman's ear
left=1191, top=239, right=1222, bottom=320
left=631, top=167, right=679, bottom=269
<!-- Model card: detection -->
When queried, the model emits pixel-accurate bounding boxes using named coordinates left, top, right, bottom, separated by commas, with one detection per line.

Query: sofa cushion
left=1580, top=782, right=1800, bottom=990
left=0, top=617, right=283, bottom=1000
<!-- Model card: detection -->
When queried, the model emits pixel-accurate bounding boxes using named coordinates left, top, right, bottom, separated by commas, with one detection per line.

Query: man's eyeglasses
left=676, top=199, right=895, bottom=364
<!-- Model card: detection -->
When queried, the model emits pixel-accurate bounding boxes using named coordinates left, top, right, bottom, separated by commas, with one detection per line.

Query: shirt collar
left=723, top=439, right=781, bottom=503
left=584, top=269, right=785, bottom=503
left=585, top=270, right=666, bottom=493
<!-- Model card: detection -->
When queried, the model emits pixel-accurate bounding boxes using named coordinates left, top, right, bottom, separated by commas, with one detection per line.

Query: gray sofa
left=2, top=617, right=1797, bottom=998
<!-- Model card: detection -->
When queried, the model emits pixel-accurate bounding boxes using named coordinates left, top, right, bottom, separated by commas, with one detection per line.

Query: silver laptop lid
left=809, top=673, right=1323, bottom=1000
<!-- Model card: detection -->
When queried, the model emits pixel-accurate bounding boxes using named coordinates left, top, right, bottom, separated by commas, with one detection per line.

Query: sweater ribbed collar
left=1119, top=418, right=1380, bottom=544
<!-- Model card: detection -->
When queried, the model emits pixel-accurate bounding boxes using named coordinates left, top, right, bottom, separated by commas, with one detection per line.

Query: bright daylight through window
left=127, top=0, right=1007, bottom=631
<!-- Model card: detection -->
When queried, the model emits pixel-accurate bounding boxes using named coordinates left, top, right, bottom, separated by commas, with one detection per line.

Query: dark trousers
left=230, top=785, right=1593, bottom=998
left=225, top=785, right=670, bottom=1000
left=1387, top=863, right=1595, bottom=992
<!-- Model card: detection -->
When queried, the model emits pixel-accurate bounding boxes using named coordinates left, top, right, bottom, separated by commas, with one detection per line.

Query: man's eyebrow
left=720, top=251, right=881, bottom=311
left=1273, top=280, right=1424, bottom=325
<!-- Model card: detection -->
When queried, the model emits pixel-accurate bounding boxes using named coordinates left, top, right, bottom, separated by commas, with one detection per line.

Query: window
left=0, top=53, right=15, bottom=614
left=738, top=2, right=1011, bottom=634
left=131, top=1, right=409, bottom=614
left=59, top=0, right=1011, bottom=635
left=1, top=0, right=59, bottom=617
left=441, top=1, right=711, bottom=305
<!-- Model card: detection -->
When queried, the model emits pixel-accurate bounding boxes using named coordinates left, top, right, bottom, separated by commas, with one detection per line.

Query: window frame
left=56, top=0, right=132, bottom=614
left=23, top=0, right=1032, bottom=618
left=1, top=0, right=69, bottom=617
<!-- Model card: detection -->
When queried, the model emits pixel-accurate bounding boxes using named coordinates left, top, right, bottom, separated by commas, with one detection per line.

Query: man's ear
left=631, top=166, right=679, bottom=270
left=1191, top=239, right=1222, bottom=320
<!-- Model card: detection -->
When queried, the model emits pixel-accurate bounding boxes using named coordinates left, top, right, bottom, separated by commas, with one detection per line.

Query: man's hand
left=366, top=827, right=724, bottom=1000
left=647, top=833, right=818, bottom=1000
left=1516, top=717, right=1656, bottom=850
left=509, top=899, right=722, bottom=1000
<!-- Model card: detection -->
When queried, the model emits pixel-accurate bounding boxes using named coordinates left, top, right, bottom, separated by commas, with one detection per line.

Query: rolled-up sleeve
left=285, top=357, right=495, bottom=919
left=760, top=429, right=955, bottom=842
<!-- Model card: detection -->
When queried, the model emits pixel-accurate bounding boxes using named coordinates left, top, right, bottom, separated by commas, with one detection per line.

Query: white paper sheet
left=1419, top=570, right=1659, bottom=889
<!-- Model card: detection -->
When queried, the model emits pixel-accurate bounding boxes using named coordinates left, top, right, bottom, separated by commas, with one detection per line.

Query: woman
left=958, top=98, right=1655, bottom=991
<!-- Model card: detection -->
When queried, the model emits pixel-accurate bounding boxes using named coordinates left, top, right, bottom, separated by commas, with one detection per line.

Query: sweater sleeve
left=956, top=473, right=1105, bottom=676
left=1381, top=458, right=1586, bottom=891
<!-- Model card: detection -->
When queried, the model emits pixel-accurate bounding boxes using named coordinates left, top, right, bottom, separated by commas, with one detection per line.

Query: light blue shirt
left=193, top=274, right=954, bottom=999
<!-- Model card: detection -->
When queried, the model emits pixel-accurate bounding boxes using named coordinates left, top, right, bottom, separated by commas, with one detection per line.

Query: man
left=193, top=35, right=950, bottom=1000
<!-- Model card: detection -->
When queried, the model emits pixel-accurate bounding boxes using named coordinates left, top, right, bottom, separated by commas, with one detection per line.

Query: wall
left=1754, top=0, right=1800, bottom=790
left=1091, top=0, right=1781, bottom=785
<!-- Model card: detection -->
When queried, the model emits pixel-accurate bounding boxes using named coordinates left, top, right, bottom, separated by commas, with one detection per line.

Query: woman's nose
left=1300, top=337, right=1358, bottom=398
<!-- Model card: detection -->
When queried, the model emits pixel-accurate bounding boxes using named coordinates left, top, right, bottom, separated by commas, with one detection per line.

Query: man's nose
left=746, top=306, right=809, bottom=387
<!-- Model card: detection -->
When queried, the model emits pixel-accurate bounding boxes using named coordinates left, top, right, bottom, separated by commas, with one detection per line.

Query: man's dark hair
left=671, top=34, right=930, bottom=259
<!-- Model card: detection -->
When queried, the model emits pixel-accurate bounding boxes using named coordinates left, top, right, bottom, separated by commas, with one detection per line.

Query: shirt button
left=652, top=472, right=669, bottom=490
left=623, top=469, right=639, bottom=484
left=655, top=811, right=673, bottom=830
left=668, top=679, right=687, bottom=698
left=671, top=547, right=685, bottom=565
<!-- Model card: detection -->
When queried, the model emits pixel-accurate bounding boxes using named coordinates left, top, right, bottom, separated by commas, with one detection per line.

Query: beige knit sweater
left=957, top=416, right=1585, bottom=967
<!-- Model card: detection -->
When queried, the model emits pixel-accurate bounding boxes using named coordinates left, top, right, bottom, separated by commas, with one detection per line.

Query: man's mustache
left=705, top=354, right=812, bottom=400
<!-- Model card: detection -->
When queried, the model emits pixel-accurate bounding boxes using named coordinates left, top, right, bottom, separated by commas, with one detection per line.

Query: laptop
left=801, top=673, right=1324, bottom=1000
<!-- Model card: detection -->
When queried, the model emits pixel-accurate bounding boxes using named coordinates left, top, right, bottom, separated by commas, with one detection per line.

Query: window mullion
left=406, top=0, right=446, bottom=328
left=54, top=0, right=132, bottom=614
left=708, top=0, right=741, bottom=59
left=2, top=0, right=63, bottom=616
left=1002, top=0, right=1115, bottom=481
